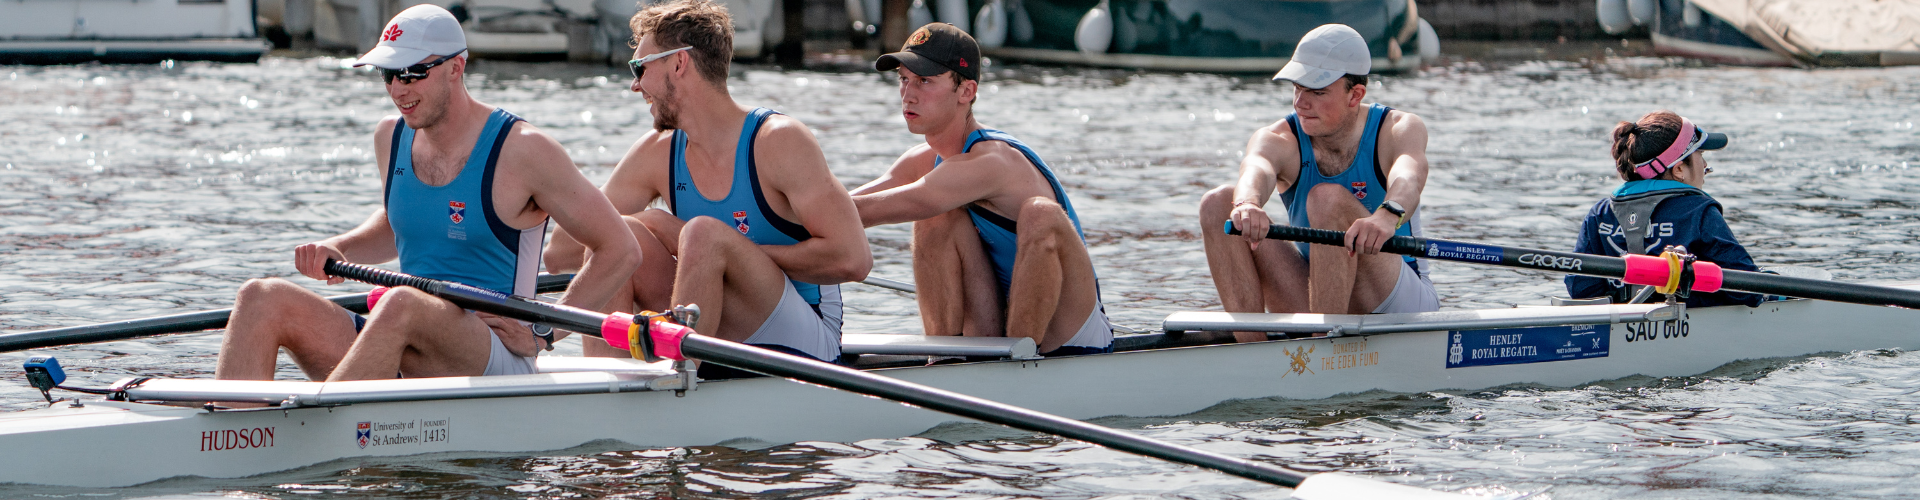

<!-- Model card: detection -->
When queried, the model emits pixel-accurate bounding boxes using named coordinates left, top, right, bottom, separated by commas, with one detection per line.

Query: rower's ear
left=1346, top=82, right=1366, bottom=107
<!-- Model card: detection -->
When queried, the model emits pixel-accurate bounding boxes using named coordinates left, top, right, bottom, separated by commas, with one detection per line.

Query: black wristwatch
left=530, top=323, right=556, bottom=351
left=1380, top=200, right=1408, bottom=229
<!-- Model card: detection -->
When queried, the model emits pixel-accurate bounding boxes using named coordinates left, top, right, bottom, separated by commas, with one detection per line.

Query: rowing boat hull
left=2, top=294, right=1916, bottom=487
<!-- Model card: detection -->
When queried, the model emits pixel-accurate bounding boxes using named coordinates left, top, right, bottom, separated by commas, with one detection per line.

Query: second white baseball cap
left=352, top=4, right=468, bottom=70
left=1272, top=24, right=1372, bottom=89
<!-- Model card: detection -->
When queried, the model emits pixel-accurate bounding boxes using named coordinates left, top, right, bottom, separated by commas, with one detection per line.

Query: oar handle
left=1222, top=221, right=1425, bottom=255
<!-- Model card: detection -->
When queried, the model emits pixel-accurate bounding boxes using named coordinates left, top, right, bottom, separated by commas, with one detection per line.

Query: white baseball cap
left=1272, top=24, right=1371, bottom=89
left=352, top=5, right=468, bottom=70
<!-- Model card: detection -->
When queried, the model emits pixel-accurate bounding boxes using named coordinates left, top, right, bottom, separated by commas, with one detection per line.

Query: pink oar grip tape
left=1691, top=261, right=1724, bottom=293
left=367, top=287, right=390, bottom=309
left=1620, top=254, right=1725, bottom=293
left=649, top=320, right=690, bottom=361
left=1622, top=254, right=1669, bottom=288
left=600, top=313, right=634, bottom=350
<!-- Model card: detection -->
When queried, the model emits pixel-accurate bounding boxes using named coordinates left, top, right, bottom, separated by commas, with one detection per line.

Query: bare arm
left=1226, top=122, right=1301, bottom=248
left=848, top=144, right=934, bottom=197
left=544, top=131, right=671, bottom=273
left=755, top=117, right=873, bottom=284
left=295, top=118, right=407, bottom=284
left=852, top=146, right=1003, bottom=227
left=1345, top=112, right=1430, bottom=254
left=502, top=123, right=641, bottom=312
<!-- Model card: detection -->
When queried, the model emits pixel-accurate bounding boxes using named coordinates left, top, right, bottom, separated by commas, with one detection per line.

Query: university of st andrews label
left=356, top=418, right=451, bottom=448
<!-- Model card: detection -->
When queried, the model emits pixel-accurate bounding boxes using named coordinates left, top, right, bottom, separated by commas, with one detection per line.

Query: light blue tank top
left=384, top=108, right=547, bottom=296
left=668, top=108, right=842, bottom=315
left=1278, top=103, right=1425, bottom=276
left=934, top=129, right=1089, bottom=297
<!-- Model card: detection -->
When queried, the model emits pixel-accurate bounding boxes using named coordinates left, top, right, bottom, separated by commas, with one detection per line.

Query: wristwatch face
left=1383, top=200, right=1406, bottom=216
left=530, top=323, right=553, bottom=335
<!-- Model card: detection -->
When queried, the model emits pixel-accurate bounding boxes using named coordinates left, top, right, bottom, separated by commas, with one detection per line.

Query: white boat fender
left=935, top=0, right=970, bottom=34
left=1597, top=0, right=1633, bottom=35
left=909, top=0, right=936, bottom=33
left=1626, top=0, right=1654, bottom=26
left=1074, top=0, right=1112, bottom=55
left=1417, top=17, right=1439, bottom=60
left=974, top=0, right=1008, bottom=49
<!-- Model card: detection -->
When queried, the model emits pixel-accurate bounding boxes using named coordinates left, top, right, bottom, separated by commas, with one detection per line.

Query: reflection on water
left=4, top=54, right=1920, bottom=497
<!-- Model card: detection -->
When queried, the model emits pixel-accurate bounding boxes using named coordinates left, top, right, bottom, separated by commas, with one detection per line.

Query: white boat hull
left=1, top=294, right=1916, bottom=487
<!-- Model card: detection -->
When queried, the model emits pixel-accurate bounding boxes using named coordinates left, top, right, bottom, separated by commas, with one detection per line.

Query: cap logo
left=381, top=24, right=404, bottom=42
left=907, top=28, right=931, bottom=46
left=957, top=59, right=967, bottom=68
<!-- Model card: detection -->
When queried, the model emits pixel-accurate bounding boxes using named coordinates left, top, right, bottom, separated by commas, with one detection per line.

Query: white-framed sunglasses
left=627, top=46, right=692, bottom=80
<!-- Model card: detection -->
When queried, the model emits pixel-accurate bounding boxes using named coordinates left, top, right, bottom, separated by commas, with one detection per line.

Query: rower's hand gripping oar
left=1225, top=221, right=1920, bottom=309
left=320, top=259, right=1483, bottom=498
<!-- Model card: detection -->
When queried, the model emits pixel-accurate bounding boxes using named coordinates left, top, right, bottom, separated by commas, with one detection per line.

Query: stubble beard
left=651, top=78, right=680, bottom=131
left=403, top=81, right=453, bottom=130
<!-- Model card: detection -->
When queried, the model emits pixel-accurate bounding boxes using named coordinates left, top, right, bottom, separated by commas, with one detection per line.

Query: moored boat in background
left=0, top=0, right=270, bottom=64
left=845, top=0, right=1438, bottom=73
left=1597, top=0, right=1920, bottom=67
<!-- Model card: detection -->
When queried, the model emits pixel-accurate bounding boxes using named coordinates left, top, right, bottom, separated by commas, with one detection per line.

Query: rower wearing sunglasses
left=544, top=0, right=871, bottom=378
left=214, top=5, right=640, bottom=384
left=1566, top=110, right=1761, bottom=307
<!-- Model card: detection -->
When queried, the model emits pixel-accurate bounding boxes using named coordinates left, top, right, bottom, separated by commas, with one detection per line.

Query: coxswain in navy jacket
left=1566, top=180, right=1762, bottom=307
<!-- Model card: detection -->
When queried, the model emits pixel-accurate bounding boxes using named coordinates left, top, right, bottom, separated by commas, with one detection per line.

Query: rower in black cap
left=851, top=23, right=1114, bottom=356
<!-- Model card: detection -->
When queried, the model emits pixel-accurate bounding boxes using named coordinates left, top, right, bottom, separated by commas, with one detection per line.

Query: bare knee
left=366, top=286, right=439, bottom=333
left=1015, top=199, right=1073, bottom=255
left=1199, top=184, right=1236, bottom=222
left=1306, top=183, right=1359, bottom=229
left=677, top=216, right=739, bottom=255
left=913, top=208, right=972, bottom=245
left=236, top=277, right=301, bottom=304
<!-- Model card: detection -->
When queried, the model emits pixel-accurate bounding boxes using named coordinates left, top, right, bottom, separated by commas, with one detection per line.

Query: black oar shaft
left=322, top=260, right=1312, bottom=488
left=325, top=262, right=605, bottom=337
left=0, top=274, right=573, bottom=353
left=1229, top=222, right=1920, bottom=309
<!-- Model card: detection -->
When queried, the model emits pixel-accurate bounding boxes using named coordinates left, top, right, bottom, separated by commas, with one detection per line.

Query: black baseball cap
left=874, top=23, right=980, bottom=81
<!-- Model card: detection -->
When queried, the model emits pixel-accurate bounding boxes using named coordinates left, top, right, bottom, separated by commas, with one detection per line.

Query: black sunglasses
left=382, top=50, right=466, bottom=85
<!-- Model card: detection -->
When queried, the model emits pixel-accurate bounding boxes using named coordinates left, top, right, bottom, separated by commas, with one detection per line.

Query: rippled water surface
left=4, top=54, right=1920, bottom=498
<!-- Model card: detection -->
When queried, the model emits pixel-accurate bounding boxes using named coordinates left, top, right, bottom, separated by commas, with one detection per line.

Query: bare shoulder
left=897, top=143, right=938, bottom=168
left=754, top=113, right=826, bottom=154
left=952, top=139, right=1028, bottom=171
left=1380, top=109, right=1429, bottom=143
left=496, top=120, right=574, bottom=173
left=1252, top=119, right=1299, bottom=148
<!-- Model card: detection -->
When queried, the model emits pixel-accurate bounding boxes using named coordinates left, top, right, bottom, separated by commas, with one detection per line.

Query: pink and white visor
left=1633, top=117, right=1728, bottom=180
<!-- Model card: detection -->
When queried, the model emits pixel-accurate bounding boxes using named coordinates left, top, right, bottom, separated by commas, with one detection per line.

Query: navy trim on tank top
left=746, top=134, right=812, bottom=242
left=384, top=119, right=405, bottom=206
left=479, top=118, right=523, bottom=254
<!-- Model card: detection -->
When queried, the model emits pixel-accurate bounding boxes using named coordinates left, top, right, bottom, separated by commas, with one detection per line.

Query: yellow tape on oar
left=1655, top=251, right=1684, bottom=295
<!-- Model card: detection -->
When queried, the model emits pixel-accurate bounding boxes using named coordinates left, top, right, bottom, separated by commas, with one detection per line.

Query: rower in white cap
left=214, top=4, right=640, bottom=383
left=1198, top=24, right=1439, bottom=342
